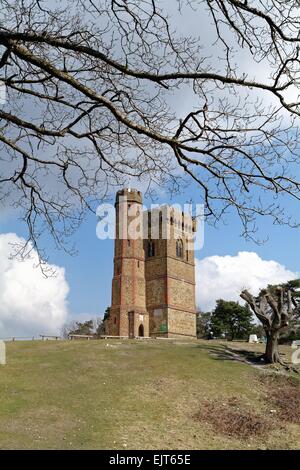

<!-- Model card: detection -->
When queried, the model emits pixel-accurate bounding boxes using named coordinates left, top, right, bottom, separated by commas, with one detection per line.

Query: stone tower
left=108, top=189, right=149, bottom=337
left=108, top=189, right=197, bottom=338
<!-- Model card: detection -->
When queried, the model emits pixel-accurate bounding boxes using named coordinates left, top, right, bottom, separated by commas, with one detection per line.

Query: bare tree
left=1, top=0, right=300, bottom=259
left=241, top=280, right=300, bottom=364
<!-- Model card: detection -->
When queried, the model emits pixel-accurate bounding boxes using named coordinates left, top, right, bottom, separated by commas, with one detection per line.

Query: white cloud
left=196, top=251, right=298, bottom=312
left=0, top=233, right=69, bottom=338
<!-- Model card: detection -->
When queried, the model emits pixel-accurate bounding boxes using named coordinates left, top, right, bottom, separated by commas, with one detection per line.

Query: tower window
left=159, top=211, right=162, bottom=236
left=147, top=240, right=155, bottom=257
left=176, top=239, right=183, bottom=258
left=114, top=317, right=117, bottom=324
left=116, top=260, right=121, bottom=275
left=186, top=250, right=189, bottom=262
left=127, top=239, right=131, bottom=247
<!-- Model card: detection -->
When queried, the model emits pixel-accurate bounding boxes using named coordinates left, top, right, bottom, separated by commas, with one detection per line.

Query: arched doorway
left=138, top=324, right=144, bottom=337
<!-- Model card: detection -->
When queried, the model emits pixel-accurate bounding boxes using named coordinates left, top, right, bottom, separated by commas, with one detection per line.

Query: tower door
left=138, top=324, right=144, bottom=337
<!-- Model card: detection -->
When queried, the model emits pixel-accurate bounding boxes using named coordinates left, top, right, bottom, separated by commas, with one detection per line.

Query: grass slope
left=0, top=339, right=299, bottom=450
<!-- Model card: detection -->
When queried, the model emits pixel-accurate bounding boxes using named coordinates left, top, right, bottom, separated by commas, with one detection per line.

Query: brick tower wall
left=145, top=207, right=197, bottom=338
left=144, top=238, right=168, bottom=336
left=108, top=189, right=149, bottom=337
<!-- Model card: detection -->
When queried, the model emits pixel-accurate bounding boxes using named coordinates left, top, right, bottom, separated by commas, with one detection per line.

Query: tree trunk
left=265, top=331, right=281, bottom=363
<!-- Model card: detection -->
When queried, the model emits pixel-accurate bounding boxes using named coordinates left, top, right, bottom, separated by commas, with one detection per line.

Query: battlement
left=145, top=205, right=195, bottom=236
left=116, top=188, right=142, bottom=205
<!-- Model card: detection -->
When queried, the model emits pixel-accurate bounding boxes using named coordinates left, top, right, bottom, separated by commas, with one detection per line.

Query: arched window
left=176, top=239, right=183, bottom=258
left=147, top=240, right=155, bottom=257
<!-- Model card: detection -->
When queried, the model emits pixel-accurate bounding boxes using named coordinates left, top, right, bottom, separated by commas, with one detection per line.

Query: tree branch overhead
left=0, top=0, right=300, bottom=255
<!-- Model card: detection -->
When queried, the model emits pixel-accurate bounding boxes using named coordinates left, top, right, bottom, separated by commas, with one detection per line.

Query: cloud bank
left=0, top=233, right=69, bottom=338
left=196, top=251, right=298, bottom=312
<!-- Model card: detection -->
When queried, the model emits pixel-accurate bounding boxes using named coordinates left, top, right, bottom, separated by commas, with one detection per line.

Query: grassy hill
left=0, top=339, right=299, bottom=450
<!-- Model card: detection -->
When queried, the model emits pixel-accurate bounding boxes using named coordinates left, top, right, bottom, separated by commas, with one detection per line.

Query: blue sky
left=1, top=180, right=299, bottom=323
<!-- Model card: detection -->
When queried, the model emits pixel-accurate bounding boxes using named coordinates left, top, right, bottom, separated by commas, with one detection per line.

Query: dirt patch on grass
left=194, top=397, right=271, bottom=438
left=194, top=375, right=300, bottom=441
left=260, top=375, right=300, bottom=424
